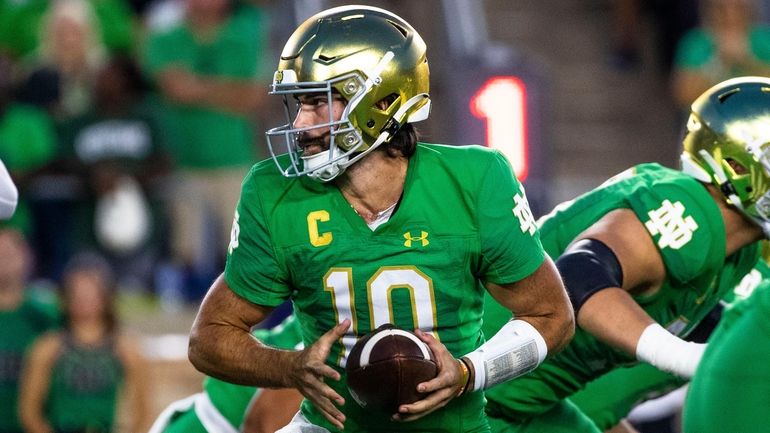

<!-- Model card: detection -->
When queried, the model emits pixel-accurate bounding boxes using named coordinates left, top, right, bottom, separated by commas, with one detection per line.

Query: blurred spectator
left=610, top=0, right=643, bottom=70
left=19, top=0, right=108, bottom=121
left=18, top=252, right=149, bottom=433
left=0, top=55, right=57, bottom=236
left=58, top=55, right=171, bottom=292
left=142, top=0, right=268, bottom=302
left=11, top=0, right=109, bottom=283
left=0, top=0, right=136, bottom=60
left=672, top=0, right=770, bottom=108
left=609, top=0, right=700, bottom=73
left=0, top=228, right=59, bottom=433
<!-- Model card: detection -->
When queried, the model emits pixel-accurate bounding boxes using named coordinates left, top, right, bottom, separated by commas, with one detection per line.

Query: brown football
left=346, top=324, right=438, bottom=414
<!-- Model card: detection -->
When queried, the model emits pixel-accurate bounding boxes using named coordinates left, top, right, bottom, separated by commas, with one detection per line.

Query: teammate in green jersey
left=569, top=254, right=770, bottom=433
left=187, top=5, right=574, bottom=433
left=482, top=76, right=770, bottom=433
left=683, top=274, right=770, bottom=432
left=149, top=315, right=304, bottom=433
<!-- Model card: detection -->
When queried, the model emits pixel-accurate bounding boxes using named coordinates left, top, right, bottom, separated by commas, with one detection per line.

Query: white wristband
left=0, top=159, right=17, bottom=220
left=463, top=319, right=548, bottom=391
left=635, top=323, right=706, bottom=378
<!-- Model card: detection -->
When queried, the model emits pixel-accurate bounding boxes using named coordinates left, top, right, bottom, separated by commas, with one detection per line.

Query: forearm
left=489, top=257, right=575, bottom=355
left=577, top=288, right=704, bottom=377
left=577, top=287, right=653, bottom=356
left=189, top=321, right=300, bottom=387
left=468, top=258, right=574, bottom=390
left=515, top=306, right=574, bottom=355
left=188, top=275, right=298, bottom=386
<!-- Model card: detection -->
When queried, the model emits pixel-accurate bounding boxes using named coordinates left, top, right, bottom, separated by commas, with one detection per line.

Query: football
left=346, top=324, right=438, bottom=414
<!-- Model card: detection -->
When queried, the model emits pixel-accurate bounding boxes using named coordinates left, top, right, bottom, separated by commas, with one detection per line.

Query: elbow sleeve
left=555, top=238, right=624, bottom=313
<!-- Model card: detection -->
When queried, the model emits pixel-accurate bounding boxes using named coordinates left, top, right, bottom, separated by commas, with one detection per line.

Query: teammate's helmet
left=265, top=5, right=431, bottom=182
left=681, top=76, right=770, bottom=237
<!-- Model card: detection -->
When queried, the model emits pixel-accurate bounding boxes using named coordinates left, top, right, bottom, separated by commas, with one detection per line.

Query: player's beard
left=297, top=131, right=331, bottom=157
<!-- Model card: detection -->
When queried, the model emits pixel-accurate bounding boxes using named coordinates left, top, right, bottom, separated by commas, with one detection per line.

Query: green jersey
left=484, top=163, right=760, bottom=420
left=684, top=278, right=770, bottom=433
left=226, top=143, right=546, bottom=432
left=47, top=334, right=125, bottom=432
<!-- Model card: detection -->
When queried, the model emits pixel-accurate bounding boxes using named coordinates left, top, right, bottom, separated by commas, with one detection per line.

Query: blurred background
left=2, top=0, right=769, bottom=431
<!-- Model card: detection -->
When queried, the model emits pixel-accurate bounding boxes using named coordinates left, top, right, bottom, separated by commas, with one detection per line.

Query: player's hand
left=288, top=319, right=351, bottom=430
left=393, top=329, right=462, bottom=422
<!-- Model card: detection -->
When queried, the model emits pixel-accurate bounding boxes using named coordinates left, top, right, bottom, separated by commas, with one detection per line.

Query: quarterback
left=188, top=5, right=573, bottom=433
left=483, top=76, right=770, bottom=432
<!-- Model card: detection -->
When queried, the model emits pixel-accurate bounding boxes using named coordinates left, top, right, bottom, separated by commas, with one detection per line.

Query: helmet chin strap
left=338, top=93, right=430, bottom=171
left=302, top=147, right=346, bottom=182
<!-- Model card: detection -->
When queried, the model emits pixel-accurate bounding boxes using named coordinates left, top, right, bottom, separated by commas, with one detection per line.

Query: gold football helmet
left=681, top=76, right=770, bottom=237
left=265, top=5, right=431, bottom=181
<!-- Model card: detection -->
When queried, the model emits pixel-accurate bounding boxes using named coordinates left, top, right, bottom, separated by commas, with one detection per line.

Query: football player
left=187, top=5, right=574, bottom=433
left=148, top=316, right=303, bottom=433
left=683, top=271, right=770, bottom=432
left=568, top=246, right=770, bottom=432
left=0, top=159, right=18, bottom=220
left=482, top=76, right=770, bottom=433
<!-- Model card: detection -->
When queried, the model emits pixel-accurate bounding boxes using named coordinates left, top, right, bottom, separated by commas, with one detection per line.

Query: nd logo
left=403, top=231, right=429, bottom=247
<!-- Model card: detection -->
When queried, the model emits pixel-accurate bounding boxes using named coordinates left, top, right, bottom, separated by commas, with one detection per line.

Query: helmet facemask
left=266, top=70, right=369, bottom=182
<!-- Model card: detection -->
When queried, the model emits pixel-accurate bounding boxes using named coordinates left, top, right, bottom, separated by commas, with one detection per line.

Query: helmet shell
left=682, top=76, right=770, bottom=223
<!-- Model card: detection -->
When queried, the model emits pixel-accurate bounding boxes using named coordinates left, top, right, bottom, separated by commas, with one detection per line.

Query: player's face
left=293, top=94, right=346, bottom=157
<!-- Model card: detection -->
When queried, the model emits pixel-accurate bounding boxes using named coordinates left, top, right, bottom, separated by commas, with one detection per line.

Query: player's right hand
left=288, top=319, right=351, bottom=430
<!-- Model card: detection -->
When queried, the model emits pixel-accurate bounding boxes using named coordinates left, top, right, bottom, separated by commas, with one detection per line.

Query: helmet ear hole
left=725, top=158, right=749, bottom=175
left=376, top=93, right=399, bottom=110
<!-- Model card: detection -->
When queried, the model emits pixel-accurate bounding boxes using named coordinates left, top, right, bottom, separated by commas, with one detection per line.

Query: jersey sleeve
left=626, top=181, right=722, bottom=284
left=224, top=168, right=291, bottom=307
left=477, top=150, right=545, bottom=284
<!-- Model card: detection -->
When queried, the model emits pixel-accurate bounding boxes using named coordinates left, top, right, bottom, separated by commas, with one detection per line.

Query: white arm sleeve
left=0, top=159, right=18, bottom=220
left=463, top=319, right=548, bottom=391
left=635, top=323, right=706, bottom=378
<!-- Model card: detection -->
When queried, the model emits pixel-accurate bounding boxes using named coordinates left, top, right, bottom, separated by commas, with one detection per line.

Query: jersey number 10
left=324, top=266, right=438, bottom=366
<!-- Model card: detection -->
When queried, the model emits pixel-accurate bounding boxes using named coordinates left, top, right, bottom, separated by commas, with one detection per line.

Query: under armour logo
left=513, top=193, right=537, bottom=235
left=644, top=200, right=698, bottom=250
left=404, top=231, right=429, bottom=247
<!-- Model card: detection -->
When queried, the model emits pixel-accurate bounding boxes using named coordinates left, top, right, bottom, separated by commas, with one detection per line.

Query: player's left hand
left=392, top=329, right=462, bottom=422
